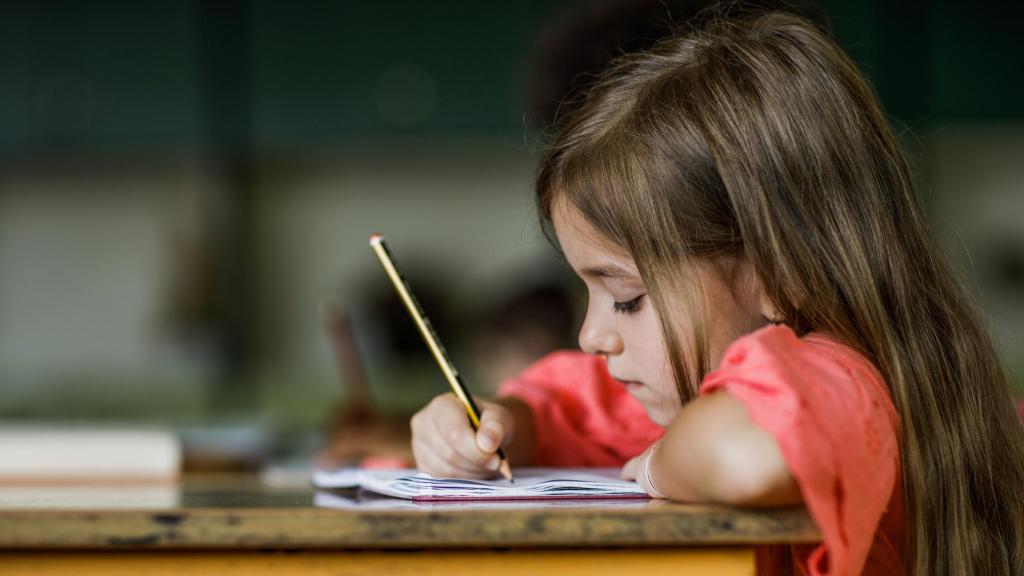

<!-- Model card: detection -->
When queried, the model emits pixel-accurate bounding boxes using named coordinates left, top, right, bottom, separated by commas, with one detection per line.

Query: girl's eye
left=612, top=295, right=644, bottom=315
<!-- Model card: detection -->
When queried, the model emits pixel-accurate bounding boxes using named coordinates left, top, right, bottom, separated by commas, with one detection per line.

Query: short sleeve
left=498, top=351, right=664, bottom=467
left=700, top=326, right=900, bottom=576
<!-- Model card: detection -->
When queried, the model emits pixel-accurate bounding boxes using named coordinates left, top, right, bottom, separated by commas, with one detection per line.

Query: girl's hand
left=621, top=442, right=667, bottom=498
left=410, top=393, right=514, bottom=478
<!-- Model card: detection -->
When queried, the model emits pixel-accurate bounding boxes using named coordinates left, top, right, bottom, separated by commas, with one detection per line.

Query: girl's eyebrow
left=580, top=263, right=637, bottom=280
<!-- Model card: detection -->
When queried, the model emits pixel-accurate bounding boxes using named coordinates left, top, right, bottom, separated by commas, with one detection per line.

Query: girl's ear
left=759, top=293, right=784, bottom=325
left=727, top=256, right=784, bottom=326
left=743, top=261, right=783, bottom=325
left=737, top=255, right=802, bottom=326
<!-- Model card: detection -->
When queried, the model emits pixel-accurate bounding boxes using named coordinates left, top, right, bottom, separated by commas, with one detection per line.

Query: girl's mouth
left=619, top=379, right=644, bottom=391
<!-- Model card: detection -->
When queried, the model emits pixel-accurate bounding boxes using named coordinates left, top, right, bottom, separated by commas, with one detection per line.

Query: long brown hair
left=536, top=11, right=1024, bottom=575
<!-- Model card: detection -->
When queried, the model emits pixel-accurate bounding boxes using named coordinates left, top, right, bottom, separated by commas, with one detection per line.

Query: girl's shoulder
left=703, top=326, right=904, bottom=576
left=703, top=324, right=898, bottom=428
left=718, top=323, right=874, bottom=371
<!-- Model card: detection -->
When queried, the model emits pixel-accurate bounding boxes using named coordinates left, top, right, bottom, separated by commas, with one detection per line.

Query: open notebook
left=312, top=467, right=649, bottom=501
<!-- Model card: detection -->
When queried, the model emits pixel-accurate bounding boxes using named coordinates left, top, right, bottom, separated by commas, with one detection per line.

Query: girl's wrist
left=637, top=442, right=667, bottom=499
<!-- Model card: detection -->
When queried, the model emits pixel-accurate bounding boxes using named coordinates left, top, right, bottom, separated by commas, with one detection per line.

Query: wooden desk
left=0, top=475, right=819, bottom=575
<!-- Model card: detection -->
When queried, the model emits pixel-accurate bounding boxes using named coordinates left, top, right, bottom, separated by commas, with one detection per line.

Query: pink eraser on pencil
left=369, top=233, right=382, bottom=246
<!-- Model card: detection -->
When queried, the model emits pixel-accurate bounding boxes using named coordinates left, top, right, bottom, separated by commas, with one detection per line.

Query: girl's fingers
left=412, top=438, right=494, bottom=479
left=475, top=403, right=513, bottom=454
left=431, top=400, right=496, bottom=469
left=449, top=427, right=501, bottom=470
left=430, top=395, right=503, bottom=469
left=621, top=454, right=642, bottom=480
left=410, top=393, right=505, bottom=477
left=430, top=431, right=491, bottom=474
left=421, top=404, right=496, bottom=473
left=412, top=443, right=463, bottom=478
left=436, top=405, right=495, bottom=467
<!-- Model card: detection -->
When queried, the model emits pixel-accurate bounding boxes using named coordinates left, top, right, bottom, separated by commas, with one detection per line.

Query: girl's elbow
left=709, top=436, right=803, bottom=506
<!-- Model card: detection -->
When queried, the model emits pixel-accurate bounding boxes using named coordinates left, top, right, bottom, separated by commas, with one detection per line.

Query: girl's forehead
left=552, top=203, right=639, bottom=278
left=551, top=201, right=628, bottom=256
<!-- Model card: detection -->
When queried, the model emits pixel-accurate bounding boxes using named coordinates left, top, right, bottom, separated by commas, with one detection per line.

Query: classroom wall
left=0, top=141, right=554, bottom=425
left=0, top=1, right=1021, bottom=429
left=0, top=159, right=208, bottom=419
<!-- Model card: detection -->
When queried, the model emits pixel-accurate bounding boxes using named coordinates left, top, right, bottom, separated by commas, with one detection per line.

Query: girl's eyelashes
left=612, top=294, right=645, bottom=315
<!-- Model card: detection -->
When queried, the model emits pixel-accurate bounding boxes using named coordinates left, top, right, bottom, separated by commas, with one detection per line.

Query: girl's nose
left=578, top=308, right=624, bottom=357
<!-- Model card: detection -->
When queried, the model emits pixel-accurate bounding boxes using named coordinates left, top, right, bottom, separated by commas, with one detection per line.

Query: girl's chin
left=637, top=401, right=676, bottom=427
left=623, top=382, right=678, bottom=426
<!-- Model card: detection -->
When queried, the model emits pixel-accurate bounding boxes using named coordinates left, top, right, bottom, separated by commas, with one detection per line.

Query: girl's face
left=553, top=202, right=767, bottom=426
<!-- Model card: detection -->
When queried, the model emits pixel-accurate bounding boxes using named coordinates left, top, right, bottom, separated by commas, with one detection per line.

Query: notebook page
left=313, top=490, right=652, bottom=510
left=312, top=467, right=649, bottom=501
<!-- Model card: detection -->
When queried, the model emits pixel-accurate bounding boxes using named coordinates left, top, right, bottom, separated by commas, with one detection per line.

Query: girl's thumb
left=476, top=410, right=509, bottom=453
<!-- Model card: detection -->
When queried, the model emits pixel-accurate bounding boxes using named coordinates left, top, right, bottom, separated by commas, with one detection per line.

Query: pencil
left=369, top=234, right=514, bottom=482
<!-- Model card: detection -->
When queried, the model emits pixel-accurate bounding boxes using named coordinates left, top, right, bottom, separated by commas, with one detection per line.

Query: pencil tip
left=499, top=460, right=514, bottom=483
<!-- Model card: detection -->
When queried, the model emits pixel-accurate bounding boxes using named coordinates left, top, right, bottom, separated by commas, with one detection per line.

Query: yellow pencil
left=369, top=234, right=514, bottom=482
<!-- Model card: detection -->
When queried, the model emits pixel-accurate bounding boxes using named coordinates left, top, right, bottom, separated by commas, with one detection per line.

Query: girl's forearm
left=649, top=391, right=803, bottom=506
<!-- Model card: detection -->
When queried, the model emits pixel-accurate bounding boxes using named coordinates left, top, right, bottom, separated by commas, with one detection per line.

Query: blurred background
left=0, top=1, right=1021, bottom=470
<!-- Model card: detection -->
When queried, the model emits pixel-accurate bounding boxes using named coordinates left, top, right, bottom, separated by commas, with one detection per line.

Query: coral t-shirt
left=498, top=325, right=904, bottom=576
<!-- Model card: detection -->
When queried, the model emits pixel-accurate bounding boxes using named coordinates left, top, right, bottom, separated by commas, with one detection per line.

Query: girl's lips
left=618, top=379, right=644, bottom=391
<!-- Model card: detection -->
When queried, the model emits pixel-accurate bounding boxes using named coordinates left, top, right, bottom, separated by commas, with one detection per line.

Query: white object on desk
left=0, top=426, right=181, bottom=483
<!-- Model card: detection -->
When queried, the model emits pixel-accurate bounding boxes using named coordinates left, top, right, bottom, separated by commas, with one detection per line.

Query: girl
left=409, top=11, right=1024, bottom=575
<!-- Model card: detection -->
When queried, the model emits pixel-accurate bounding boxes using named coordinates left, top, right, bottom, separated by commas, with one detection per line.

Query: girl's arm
left=497, top=350, right=666, bottom=467
left=624, top=391, right=803, bottom=506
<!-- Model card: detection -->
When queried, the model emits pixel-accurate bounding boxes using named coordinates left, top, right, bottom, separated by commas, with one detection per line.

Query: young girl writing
left=409, top=11, right=1024, bottom=575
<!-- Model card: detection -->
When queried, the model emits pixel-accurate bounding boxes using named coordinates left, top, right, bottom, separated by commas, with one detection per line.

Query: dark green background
left=0, top=1, right=1020, bottom=153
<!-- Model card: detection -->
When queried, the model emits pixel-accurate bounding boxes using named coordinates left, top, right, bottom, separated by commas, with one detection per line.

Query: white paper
left=311, top=467, right=648, bottom=501
left=313, top=490, right=652, bottom=510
